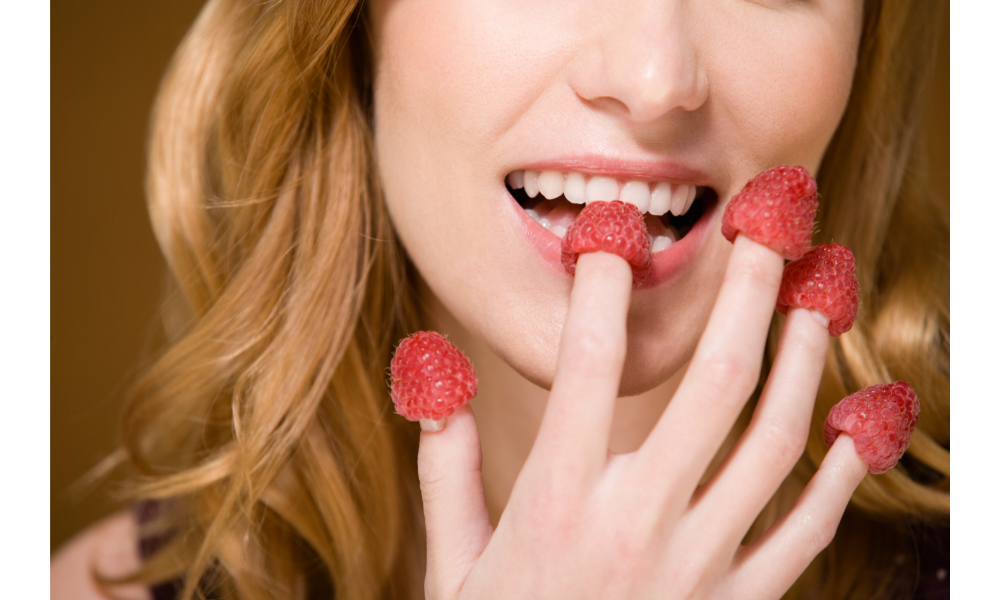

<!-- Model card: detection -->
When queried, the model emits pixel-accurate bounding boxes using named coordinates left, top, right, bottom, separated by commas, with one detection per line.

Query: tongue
left=643, top=213, right=670, bottom=238
left=533, top=197, right=581, bottom=230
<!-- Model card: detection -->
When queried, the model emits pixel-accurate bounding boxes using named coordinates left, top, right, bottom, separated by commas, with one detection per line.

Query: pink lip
left=514, top=156, right=711, bottom=186
left=507, top=189, right=718, bottom=289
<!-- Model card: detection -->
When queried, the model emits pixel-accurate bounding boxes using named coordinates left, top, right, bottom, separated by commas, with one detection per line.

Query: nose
left=568, top=1, right=707, bottom=124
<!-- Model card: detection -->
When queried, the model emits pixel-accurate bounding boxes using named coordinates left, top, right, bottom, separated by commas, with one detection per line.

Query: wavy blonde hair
left=115, top=1, right=948, bottom=598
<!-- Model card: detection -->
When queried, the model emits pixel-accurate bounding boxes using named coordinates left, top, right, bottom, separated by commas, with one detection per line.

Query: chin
left=618, top=333, right=698, bottom=397
left=479, top=296, right=710, bottom=398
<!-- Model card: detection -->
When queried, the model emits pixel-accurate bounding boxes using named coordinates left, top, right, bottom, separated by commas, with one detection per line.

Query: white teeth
left=620, top=181, right=651, bottom=213
left=524, top=170, right=539, bottom=197
left=564, top=172, right=586, bottom=204
left=525, top=205, right=568, bottom=238
left=649, top=182, right=672, bottom=216
left=507, top=170, right=524, bottom=189
left=585, top=176, right=619, bottom=202
left=667, top=184, right=696, bottom=216
left=683, top=184, right=696, bottom=214
left=650, top=226, right=679, bottom=253
left=510, top=169, right=703, bottom=218
left=669, top=184, right=688, bottom=216
left=651, top=235, right=673, bottom=253
left=537, top=171, right=564, bottom=200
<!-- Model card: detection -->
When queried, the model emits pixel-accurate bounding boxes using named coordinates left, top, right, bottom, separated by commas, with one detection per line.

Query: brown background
left=51, top=0, right=207, bottom=551
left=50, top=2, right=951, bottom=551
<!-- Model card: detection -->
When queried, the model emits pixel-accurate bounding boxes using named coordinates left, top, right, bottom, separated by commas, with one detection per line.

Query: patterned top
left=135, top=500, right=948, bottom=599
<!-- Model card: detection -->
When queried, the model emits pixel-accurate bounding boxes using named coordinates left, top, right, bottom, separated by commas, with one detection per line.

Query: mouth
left=505, top=169, right=718, bottom=255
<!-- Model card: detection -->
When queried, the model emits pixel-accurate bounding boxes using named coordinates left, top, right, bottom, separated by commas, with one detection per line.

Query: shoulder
left=51, top=510, right=151, bottom=600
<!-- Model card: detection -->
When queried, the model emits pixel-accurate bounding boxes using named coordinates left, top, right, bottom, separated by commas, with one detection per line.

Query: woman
left=52, top=0, right=949, bottom=598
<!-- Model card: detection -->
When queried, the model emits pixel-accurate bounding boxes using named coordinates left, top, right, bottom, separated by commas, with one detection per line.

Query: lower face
left=370, top=0, right=863, bottom=395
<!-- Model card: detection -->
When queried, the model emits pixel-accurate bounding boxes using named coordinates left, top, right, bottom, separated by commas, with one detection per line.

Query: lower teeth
left=651, top=236, right=673, bottom=253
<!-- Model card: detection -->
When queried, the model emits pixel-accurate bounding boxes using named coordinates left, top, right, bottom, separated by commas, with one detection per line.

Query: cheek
left=372, top=3, right=529, bottom=249
left=371, top=1, right=581, bottom=292
left=374, top=2, right=561, bottom=158
left=705, top=11, right=860, bottom=167
left=372, top=4, right=497, bottom=285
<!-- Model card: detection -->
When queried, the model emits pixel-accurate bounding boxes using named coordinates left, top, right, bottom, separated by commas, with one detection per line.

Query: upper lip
left=510, top=155, right=712, bottom=188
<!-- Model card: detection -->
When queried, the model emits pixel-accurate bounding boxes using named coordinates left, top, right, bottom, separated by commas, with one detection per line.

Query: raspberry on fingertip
left=721, top=165, right=818, bottom=260
left=824, top=381, right=920, bottom=475
left=776, top=243, right=860, bottom=336
left=561, top=200, right=651, bottom=287
left=390, top=331, right=478, bottom=426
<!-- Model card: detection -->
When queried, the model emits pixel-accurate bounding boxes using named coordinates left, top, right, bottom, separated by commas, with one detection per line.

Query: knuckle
left=730, top=246, right=783, bottom=293
left=758, top=419, right=807, bottom=470
left=417, top=465, right=448, bottom=504
left=530, top=476, right=578, bottom=522
left=567, top=327, right=624, bottom=377
left=699, top=353, right=759, bottom=404
left=608, top=539, right=644, bottom=581
left=525, top=489, right=578, bottom=536
left=804, top=513, right=839, bottom=555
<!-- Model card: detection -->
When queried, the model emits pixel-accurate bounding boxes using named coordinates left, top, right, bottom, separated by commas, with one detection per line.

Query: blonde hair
left=115, top=0, right=948, bottom=598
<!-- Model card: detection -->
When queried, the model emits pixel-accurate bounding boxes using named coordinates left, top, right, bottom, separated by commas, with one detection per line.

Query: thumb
left=417, top=404, right=493, bottom=599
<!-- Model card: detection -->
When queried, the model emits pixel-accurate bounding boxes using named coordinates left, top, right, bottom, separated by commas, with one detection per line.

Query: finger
left=721, top=433, right=868, bottom=600
left=418, top=404, right=494, bottom=599
left=690, top=307, right=830, bottom=551
left=530, top=251, right=632, bottom=481
left=638, top=234, right=784, bottom=499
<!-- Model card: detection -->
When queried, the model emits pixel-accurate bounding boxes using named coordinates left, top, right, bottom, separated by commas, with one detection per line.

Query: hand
left=417, top=235, right=868, bottom=599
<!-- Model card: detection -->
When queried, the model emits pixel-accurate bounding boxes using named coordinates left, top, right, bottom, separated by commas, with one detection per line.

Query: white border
left=0, top=1, right=51, bottom=596
left=951, top=2, right=996, bottom=597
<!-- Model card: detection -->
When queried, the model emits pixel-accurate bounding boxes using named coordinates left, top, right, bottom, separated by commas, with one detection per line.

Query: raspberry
left=776, top=243, right=859, bottom=336
left=561, top=200, right=651, bottom=287
left=390, top=331, right=478, bottom=423
left=721, top=165, right=818, bottom=260
left=824, top=382, right=920, bottom=475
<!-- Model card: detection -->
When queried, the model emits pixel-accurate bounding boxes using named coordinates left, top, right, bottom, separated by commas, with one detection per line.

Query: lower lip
left=507, top=190, right=717, bottom=288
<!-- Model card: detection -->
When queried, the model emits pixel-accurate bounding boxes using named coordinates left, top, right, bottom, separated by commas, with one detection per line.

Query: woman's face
left=371, top=0, right=863, bottom=395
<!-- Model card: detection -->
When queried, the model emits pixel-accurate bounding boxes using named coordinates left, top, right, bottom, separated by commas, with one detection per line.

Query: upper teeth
left=507, top=170, right=700, bottom=217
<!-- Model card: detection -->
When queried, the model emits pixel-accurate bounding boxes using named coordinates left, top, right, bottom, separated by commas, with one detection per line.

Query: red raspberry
left=824, top=382, right=920, bottom=475
left=561, top=200, right=651, bottom=287
left=776, top=243, right=859, bottom=336
left=390, top=331, right=478, bottom=422
left=721, top=165, right=818, bottom=260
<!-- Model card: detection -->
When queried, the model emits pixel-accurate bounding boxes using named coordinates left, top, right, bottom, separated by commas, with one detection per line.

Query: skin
left=51, top=1, right=869, bottom=598
left=373, top=0, right=859, bottom=394
left=51, top=512, right=149, bottom=600
left=371, top=0, right=869, bottom=598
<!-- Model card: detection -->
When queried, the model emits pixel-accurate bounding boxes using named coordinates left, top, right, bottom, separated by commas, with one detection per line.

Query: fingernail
left=419, top=418, right=445, bottom=432
left=809, top=309, right=830, bottom=329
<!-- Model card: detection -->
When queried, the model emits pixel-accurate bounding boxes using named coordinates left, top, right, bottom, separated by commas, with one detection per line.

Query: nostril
left=568, top=28, right=708, bottom=124
left=576, top=92, right=633, bottom=119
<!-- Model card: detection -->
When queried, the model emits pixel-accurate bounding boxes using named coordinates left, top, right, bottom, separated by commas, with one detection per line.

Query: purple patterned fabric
left=134, top=500, right=182, bottom=600
left=135, top=500, right=946, bottom=599
left=917, top=525, right=949, bottom=599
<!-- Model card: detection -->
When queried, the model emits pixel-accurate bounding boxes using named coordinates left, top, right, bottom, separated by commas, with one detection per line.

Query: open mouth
left=505, top=170, right=717, bottom=252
